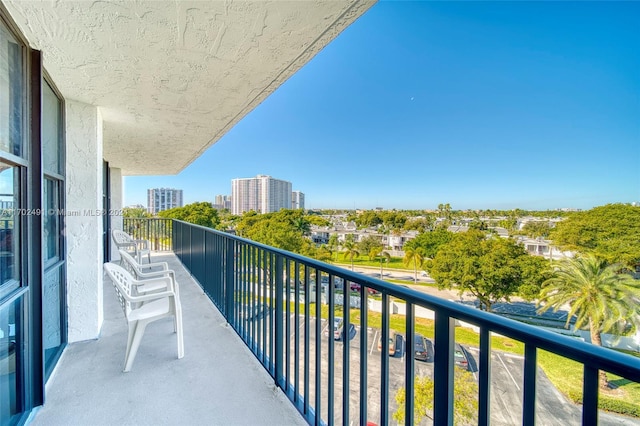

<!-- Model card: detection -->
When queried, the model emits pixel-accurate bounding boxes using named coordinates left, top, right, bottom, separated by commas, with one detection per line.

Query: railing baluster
left=434, top=311, right=454, bottom=426
left=328, top=273, right=335, bottom=426
left=262, top=249, right=267, bottom=366
left=275, top=254, right=284, bottom=387
left=380, top=293, right=389, bottom=426
left=304, top=265, right=310, bottom=417
left=523, top=343, right=537, bottom=426
left=285, top=258, right=291, bottom=394
left=359, top=284, right=368, bottom=426
left=582, top=364, right=599, bottom=426
left=314, top=268, right=322, bottom=426
left=342, top=276, right=350, bottom=426
left=294, top=261, right=300, bottom=405
left=404, top=302, right=415, bottom=426
left=478, top=327, right=491, bottom=426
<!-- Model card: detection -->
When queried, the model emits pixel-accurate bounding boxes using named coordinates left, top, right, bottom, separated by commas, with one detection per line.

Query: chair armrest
left=129, top=290, right=176, bottom=303
left=138, top=261, right=169, bottom=272
left=134, top=239, right=150, bottom=249
left=117, top=241, right=137, bottom=250
left=136, top=269, right=176, bottom=282
left=129, top=276, right=174, bottom=298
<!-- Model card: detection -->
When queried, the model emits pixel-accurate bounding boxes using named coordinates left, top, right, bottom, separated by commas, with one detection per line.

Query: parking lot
left=276, top=315, right=632, bottom=426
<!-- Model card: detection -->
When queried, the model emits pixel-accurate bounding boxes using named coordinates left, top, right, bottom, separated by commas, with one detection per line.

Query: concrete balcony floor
left=30, top=252, right=306, bottom=426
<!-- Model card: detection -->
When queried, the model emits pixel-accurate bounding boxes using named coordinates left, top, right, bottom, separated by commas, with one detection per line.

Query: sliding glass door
left=1, top=8, right=66, bottom=424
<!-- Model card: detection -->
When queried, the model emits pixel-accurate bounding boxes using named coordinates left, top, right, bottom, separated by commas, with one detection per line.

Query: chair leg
left=124, top=321, right=148, bottom=372
left=125, top=321, right=138, bottom=366
left=174, top=300, right=184, bottom=359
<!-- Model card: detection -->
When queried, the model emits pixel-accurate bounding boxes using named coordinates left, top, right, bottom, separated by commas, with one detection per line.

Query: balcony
left=31, top=219, right=640, bottom=425
left=29, top=249, right=306, bottom=425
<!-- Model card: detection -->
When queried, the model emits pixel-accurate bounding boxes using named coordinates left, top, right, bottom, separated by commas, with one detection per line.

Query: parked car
left=454, top=343, right=469, bottom=370
left=414, top=334, right=434, bottom=362
left=324, top=317, right=356, bottom=341
left=377, top=330, right=399, bottom=356
left=240, top=304, right=269, bottom=322
left=349, top=282, right=379, bottom=295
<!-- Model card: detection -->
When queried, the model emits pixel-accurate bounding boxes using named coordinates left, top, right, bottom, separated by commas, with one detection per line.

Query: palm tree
left=342, top=240, right=360, bottom=271
left=537, top=254, right=640, bottom=389
left=292, top=216, right=311, bottom=236
left=379, top=250, right=391, bottom=279
left=403, top=246, right=425, bottom=284
left=327, top=234, right=339, bottom=261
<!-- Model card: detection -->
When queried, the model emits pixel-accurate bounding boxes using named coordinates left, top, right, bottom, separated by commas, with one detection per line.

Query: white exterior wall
left=65, top=100, right=104, bottom=342
left=110, top=167, right=123, bottom=261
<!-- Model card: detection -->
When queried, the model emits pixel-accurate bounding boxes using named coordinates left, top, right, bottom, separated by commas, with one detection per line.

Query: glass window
left=43, top=267, right=62, bottom=370
left=42, top=81, right=61, bottom=175
left=0, top=297, right=22, bottom=424
left=43, top=178, right=59, bottom=263
left=0, top=162, right=19, bottom=286
left=0, top=23, right=24, bottom=157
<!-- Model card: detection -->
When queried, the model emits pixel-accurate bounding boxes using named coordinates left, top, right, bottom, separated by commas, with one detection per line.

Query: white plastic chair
left=118, top=249, right=179, bottom=297
left=103, top=262, right=184, bottom=372
left=112, top=229, right=151, bottom=264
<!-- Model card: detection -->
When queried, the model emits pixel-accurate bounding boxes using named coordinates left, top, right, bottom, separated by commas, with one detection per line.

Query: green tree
left=394, top=370, right=478, bottom=424
left=358, top=235, right=383, bottom=259
left=306, top=215, right=331, bottom=228
left=428, top=230, right=544, bottom=311
left=313, top=245, right=334, bottom=263
left=437, top=203, right=453, bottom=220
left=234, top=209, right=309, bottom=253
left=327, top=234, right=339, bottom=261
left=354, top=210, right=383, bottom=228
left=342, top=240, right=360, bottom=271
left=403, top=246, right=425, bottom=284
left=379, top=250, right=391, bottom=279
left=123, top=206, right=151, bottom=218
left=158, top=202, right=219, bottom=228
left=404, top=229, right=454, bottom=259
left=403, top=216, right=433, bottom=233
left=468, top=219, right=488, bottom=231
left=521, top=221, right=552, bottom=238
left=291, top=213, right=311, bottom=236
left=498, top=218, right=518, bottom=232
left=517, top=255, right=552, bottom=301
left=550, top=204, right=640, bottom=269
left=537, top=254, right=640, bottom=388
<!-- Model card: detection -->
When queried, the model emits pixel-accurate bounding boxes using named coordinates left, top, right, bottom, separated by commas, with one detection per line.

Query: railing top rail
left=173, top=219, right=640, bottom=382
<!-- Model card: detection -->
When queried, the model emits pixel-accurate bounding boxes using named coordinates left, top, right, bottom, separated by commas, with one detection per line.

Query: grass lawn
left=332, top=255, right=412, bottom=271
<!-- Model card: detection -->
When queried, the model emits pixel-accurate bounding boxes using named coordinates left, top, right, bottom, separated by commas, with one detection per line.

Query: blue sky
left=124, top=1, right=640, bottom=211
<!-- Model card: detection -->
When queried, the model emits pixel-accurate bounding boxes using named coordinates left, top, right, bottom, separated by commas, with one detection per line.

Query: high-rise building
left=214, top=194, right=232, bottom=210
left=292, top=191, right=305, bottom=210
left=147, top=188, right=183, bottom=214
left=231, top=175, right=292, bottom=215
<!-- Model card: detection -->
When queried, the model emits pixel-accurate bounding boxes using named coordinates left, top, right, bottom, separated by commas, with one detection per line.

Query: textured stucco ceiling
left=4, top=1, right=375, bottom=175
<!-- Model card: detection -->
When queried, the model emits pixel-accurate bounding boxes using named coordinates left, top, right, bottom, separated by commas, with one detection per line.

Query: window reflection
left=43, top=179, right=59, bottom=263
left=0, top=163, right=19, bottom=285
left=0, top=23, right=24, bottom=157
left=0, top=298, right=20, bottom=424
left=42, top=81, right=61, bottom=175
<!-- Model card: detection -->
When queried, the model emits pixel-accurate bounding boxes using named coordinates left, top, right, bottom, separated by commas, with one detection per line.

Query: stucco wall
left=109, top=167, right=123, bottom=261
left=65, top=100, right=104, bottom=342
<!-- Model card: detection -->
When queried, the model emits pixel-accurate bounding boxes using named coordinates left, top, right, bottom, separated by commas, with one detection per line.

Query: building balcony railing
left=122, top=219, right=640, bottom=425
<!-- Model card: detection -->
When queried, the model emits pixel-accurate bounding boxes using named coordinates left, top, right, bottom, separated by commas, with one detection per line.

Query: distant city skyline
left=124, top=1, right=640, bottom=211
